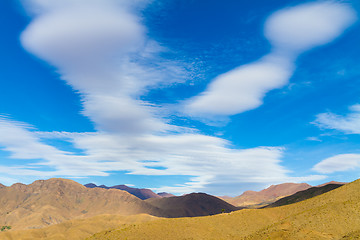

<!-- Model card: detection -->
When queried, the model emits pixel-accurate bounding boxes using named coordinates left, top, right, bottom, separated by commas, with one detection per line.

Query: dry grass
left=88, top=179, right=360, bottom=240
left=0, top=214, right=158, bottom=240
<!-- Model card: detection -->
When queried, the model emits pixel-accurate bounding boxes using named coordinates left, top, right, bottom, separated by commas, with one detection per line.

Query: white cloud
left=20, top=0, right=185, bottom=136
left=313, top=104, right=360, bottom=134
left=312, top=153, right=360, bottom=174
left=82, top=95, right=172, bottom=134
left=0, top=117, right=68, bottom=160
left=306, top=136, right=322, bottom=142
left=22, top=0, right=151, bottom=17
left=185, top=1, right=356, bottom=116
left=186, top=53, right=294, bottom=116
left=0, top=0, right=330, bottom=195
left=0, top=117, right=324, bottom=195
left=21, top=1, right=146, bottom=94
left=265, top=1, right=357, bottom=53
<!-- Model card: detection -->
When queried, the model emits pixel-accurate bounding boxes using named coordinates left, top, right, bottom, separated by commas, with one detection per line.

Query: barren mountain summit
left=224, top=182, right=311, bottom=207
left=0, top=178, right=166, bottom=230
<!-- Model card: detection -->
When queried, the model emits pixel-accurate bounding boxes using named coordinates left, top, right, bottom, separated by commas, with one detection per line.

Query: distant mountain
left=0, top=178, right=167, bottom=230
left=88, top=179, right=360, bottom=240
left=315, top=181, right=347, bottom=187
left=264, top=182, right=345, bottom=208
left=0, top=178, right=237, bottom=230
left=224, top=183, right=311, bottom=207
left=145, top=193, right=238, bottom=217
left=157, top=192, right=176, bottom=198
left=84, top=183, right=161, bottom=200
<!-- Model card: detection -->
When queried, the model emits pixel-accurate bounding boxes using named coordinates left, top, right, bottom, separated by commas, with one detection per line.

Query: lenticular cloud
left=186, top=1, right=357, bottom=116
left=0, top=0, right=330, bottom=194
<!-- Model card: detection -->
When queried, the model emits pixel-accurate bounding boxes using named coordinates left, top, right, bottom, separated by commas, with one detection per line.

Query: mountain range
left=264, top=182, right=344, bottom=208
left=0, top=178, right=353, bottom=240
left=221, top=182, right=311, bottom=207
left=0, top=178, right=235, bottom=230
left=88, top=179, right=360, bottom=239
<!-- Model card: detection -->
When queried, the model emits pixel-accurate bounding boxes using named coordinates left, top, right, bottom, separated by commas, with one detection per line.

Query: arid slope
left=88, top=180, right=360, bottom=240
left=224, top=182, right=311, bottom=207
left=0, top=178, right=166, bottom=230
left=0, top=178, right=237, bottom=230
left=264, top=182, right=344, bottom=208
left=145, top=193, right=238, bottom=217
left=84, top=183, right=161, bottom=200
left=0, top=214, right=158, bottom=240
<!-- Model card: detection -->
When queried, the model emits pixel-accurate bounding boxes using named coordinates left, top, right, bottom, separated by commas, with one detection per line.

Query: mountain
left=145, top=193, right=239, bottom=217
left=315, top=181, right=347, bottom=187
left=0, top=178, right=167, bottom=230
left=0, top=192, right=237, bottom=239
left=0, top=178, right=237, bottom=230
left=224, top=182, right=311, bottom=207
left=84, top=183, right=161, bottom=200
left=157, top=192, right=176, bottom=198
left=264, top=182, right=345, bottom=208
left=88, top=179, right=360, bottom=240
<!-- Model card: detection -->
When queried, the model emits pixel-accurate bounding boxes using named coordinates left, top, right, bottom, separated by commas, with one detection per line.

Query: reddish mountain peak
left=241, top=190, right=257, bottom=196
left=259, top=183, right=312, bottom=198
left=29, top=178, right=87, bottom=192
left=225, top=182, right=313, bottom=207
left=315, top=181, right=347, bottom=188
left=84, top=183, right=160, bottom=200
left=157, top=192, right=175, bottom=198
left=10, top=182, right=27, bottom=191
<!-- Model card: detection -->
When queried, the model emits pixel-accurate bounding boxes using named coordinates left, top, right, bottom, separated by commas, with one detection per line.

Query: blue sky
left=0, top=0, right=360, bottom=196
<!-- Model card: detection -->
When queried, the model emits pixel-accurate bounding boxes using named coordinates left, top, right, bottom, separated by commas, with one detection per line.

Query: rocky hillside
left=224, top=182, right=311, bottom=207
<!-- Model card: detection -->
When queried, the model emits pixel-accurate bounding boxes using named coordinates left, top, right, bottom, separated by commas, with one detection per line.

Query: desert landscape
left=0, top=0, right=359, bottom=239
left=0, top=178, right=356, bottom=239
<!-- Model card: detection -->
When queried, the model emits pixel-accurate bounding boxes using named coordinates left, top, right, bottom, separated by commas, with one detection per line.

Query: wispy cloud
left=0, top=116, right=325, bottom=194
left=0, top=0, right=338, bottom=194
left=306, top=136, right=322, bottom=142
left=312, top=105, right=360, bottom=175
left=185, top=2, right=357, bottom=116
left=313, top=104, right=360, bottom=134
left=313, top=153, right=360, bottom=174
left=21, top=0, right=186, bottom=136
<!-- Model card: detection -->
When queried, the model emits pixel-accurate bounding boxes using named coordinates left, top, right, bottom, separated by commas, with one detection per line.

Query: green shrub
left=1, top=226, right=11, bottom=231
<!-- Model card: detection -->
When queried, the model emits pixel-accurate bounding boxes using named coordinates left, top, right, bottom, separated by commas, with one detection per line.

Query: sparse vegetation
left=1, top=226, right=11, bottom=232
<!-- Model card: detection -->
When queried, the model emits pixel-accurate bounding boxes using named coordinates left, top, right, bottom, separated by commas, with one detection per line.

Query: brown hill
left=145, top=193, right=238, bottom=217
left=315, top=180, right=347, bottom=187
left=157, top=192, right=176, bottom=198
left=88, top=180, right=360, bottom=240
left=84, top=183, right=161, bottom=200
left=264, top=183, right=344, bottom=208
left=224, top=182, right=311, bottom=207
left=0, top=178, right=239, bottom=230
left=0, top=178, right=167, bottom=230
